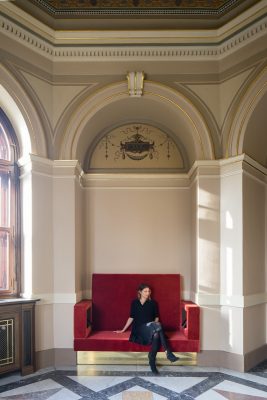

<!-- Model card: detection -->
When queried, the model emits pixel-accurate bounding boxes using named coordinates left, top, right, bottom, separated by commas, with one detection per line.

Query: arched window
left=0, top=108, right=20, bottom=297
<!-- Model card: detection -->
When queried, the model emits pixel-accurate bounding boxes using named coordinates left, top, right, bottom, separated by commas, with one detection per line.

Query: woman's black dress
left=129, top=298, right=159, bottom=345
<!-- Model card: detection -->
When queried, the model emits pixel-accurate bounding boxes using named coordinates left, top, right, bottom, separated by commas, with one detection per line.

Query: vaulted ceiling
left=1, top=0, right=267, bottom=166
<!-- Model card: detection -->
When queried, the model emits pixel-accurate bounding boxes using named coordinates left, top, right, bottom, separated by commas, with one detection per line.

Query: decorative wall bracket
left=127, top=72, right=145, bottom=97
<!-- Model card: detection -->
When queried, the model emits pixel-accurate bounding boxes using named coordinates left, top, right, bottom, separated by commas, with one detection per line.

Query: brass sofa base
left=77, top=351, right=197, bottom=366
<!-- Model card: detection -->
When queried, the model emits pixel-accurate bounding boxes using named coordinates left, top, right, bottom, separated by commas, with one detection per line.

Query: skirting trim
left=36, top=346, right=267, bottom=372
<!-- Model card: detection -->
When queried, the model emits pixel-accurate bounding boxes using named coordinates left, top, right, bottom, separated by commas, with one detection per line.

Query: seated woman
left=114, top=283, right=179, bottom=374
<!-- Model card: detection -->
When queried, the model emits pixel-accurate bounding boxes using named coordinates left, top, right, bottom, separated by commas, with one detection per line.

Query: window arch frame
left=0, top=108, right=20, bottom=298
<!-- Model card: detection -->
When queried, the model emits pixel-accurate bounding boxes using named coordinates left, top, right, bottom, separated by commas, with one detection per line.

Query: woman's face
left=140, top=287, right=151, bottom=300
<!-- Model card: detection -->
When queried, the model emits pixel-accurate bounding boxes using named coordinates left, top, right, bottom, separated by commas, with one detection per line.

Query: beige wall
left=220, top=165, right=243, bottom=298
left=197, top=173, right=221, bottom=296
left=243, top=172, right=266, bottom=295
left=190, top=180, right=197, bottom=297
left=242, top=167, right=266, bottom=355
left=85, top=177, right=191, bottom=296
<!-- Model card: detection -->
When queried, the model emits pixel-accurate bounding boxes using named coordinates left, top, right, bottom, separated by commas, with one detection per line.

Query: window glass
left=0, top=122, right=11, bottom=161
left=0, top=172, right=11, bottom=228
left=0, top=109, right=19, bottom=297
left=0, top=231, right=10, bottom=291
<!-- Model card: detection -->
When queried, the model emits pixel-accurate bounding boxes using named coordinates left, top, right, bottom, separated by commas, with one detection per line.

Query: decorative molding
left=1, top=13, right=267, bottom=59
left=0, top=16, right=53, bottom=56
left=58, top=80, right=212, bottom=162
left=226, top=69, right=267, bottom=158
left=243, top=163, right=267, bottom=186
left=18, top=155, right=266, bottom=185
left=53, top=159, right=83, bottom=179
left=31, top=292, right=80, bottom=305
left=194, top=292, right=267, bottom=308
left=17, top=155, right=266, bottom=186
left=189, top=155, right=267, bottom=183
left=242, top=153, right=267, bottom=175
left=221, top=154, right=267, bottom=184
left=82, top=173, right=189, bottom=188
left=18, top=156, right=85, bottom=182
left=18, top=153, right=53, bottom=178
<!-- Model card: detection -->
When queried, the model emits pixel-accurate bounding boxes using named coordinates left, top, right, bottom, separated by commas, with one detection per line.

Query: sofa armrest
left=181, top=300, right=200, bottom=340
left=74, top=299, right=92, bottom=338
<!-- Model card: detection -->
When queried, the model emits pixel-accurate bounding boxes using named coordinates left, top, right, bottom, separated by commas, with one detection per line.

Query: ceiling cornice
left=1, top=11, right=266, bottom=62
left=0, top=1, right=266, bottom=44
left=0, top=1, right=267, bottom=62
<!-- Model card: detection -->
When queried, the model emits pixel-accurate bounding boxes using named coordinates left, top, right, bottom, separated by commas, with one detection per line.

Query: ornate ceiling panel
left=12, top=0, right=259, bottom=27
left=25, top=0, right=241, bottom=14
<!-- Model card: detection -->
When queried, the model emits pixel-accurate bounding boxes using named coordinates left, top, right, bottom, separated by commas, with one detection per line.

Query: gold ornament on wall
left=89, top=123, right=184, bottom=171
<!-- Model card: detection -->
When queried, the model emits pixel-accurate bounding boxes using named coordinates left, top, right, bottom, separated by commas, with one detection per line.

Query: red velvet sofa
left=74, top=274, right=200, bottom=353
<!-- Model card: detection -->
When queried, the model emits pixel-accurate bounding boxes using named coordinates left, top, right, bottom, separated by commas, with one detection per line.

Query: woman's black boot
left=166, top=350, right=179, bottom=363
left=148, top=352, right=159, bottom=374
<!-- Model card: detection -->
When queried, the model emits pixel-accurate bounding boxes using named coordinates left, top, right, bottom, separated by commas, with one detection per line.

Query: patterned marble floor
left=0, top=360, right=267, bottom=399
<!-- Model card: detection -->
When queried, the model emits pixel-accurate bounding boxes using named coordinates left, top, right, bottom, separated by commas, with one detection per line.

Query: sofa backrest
left=92, top=274, right=181, bottom=331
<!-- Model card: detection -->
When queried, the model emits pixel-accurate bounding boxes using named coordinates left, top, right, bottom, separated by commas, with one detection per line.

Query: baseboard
left=36, top=347, right=267, bottom=372
left=36, top=349, right=55, bottom=370
left=198, top=346, right=267, bottom=372
left=36, top=348, right=76, bottom=370
left=197, top=350, right=245, bottom=372
left=244, top=344, right=267, bottom=371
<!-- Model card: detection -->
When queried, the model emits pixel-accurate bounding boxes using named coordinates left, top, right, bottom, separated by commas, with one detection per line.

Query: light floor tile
left=69, top=375, right=131, bottom=391
left=143, top=376, right=207, bottom=392
left=47, top=387, right=81, bottom=399
left=221, top=369, right=267, bottom=386
left=77, top=365, right=137, bottom=374
left=196, top=389, right=229, bottom=400
left=1, top=364, right=267, bottom=400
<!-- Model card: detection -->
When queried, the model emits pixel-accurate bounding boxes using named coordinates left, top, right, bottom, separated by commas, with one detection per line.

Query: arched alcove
left=242, top=92, right=267, bottom=167
left=58, top=80, right=215, bottom=169
left=0, top=65, right=47, bottom=159
left=0, top=84, right=31, bottom=159
left=0, top=65, right=49, bottom=299
left=225, top=66, right=267, bottom=166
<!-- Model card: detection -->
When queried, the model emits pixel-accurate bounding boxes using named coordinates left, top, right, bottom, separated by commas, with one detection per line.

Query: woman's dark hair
left=137, top=283, right=151, bottom=291
left=137, top=283, right=151, bottom=299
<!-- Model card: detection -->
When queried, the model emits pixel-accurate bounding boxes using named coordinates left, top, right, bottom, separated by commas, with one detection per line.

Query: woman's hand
left=113, top=317, right=133, bottom=334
